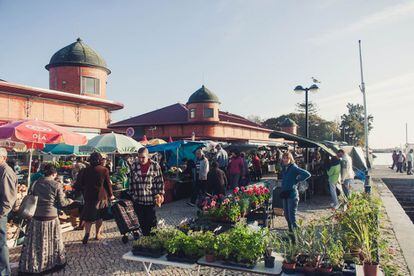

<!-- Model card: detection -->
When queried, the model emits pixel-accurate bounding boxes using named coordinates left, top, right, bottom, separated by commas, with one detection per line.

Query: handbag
left=17, top=181, right=39, bottom=219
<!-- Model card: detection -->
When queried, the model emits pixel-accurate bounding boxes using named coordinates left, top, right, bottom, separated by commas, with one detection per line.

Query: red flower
left=241, top=186, right=246, bottom=192
left=219, top=194, right=224, bottom=198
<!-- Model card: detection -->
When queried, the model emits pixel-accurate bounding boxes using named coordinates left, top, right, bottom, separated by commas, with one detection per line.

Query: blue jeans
left=0, top=216, right=10, bottom=276
left=282, top=197, right=299, bottom=231
left=342, top=179, right=354, bottom=198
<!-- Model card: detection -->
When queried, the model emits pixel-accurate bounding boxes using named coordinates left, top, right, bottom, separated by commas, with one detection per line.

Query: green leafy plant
left=216, top=222, right=267, bottom=265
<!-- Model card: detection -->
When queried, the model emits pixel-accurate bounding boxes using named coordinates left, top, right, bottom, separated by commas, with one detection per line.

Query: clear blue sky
left=1, top=0, right=414, bottom=148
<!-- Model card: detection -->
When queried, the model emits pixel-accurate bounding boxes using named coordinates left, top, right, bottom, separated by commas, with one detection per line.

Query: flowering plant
left=233, top=185, right=270, bottom=209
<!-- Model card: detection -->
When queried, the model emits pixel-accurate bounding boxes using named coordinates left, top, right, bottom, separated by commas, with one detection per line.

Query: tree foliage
left=262, top=112, right=340, bottom=141
left=295, top=101, right=318, bottom=115
left=340, top=103, right=373, bottom=146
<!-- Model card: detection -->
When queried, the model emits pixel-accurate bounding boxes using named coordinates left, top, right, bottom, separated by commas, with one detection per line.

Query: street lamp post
left=294, top=84, right=319, bottom=139
left=294, top=84, right=319, bottom=166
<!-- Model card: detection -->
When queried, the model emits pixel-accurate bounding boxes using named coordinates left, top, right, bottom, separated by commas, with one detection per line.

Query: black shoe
left=82, top=233, right=90, bottom=245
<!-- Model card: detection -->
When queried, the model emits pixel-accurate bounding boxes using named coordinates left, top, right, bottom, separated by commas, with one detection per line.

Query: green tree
left=262, top=113, right=340, bottom=141
left=340, top=103, right=373, bottom=146
left=295, top=101, right=318, bottom=115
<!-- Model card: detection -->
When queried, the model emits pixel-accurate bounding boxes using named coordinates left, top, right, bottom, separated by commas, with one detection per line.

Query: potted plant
left=132, top=235, right=164, bottom=257
left=263, top=231, right=279, bottom=268
left=281, top=234, right=298, bottom=274
left=359, top=223, right=379, bottom=276
left=200, top=231, right=218, bottom=262
left=218, top=223, right=266, bottom=268
left=165, top=231, right=205, bottom=264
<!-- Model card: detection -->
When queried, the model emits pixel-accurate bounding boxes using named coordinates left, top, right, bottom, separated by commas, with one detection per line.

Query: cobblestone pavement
left=8, top=177, right=339, bottom=275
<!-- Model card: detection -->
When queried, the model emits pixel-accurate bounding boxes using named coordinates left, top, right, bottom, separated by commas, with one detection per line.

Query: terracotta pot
left=304, top=264, right=316, bottom=272
left=205, top=254, right=215, bottom=263
left=282, top=261, right=296, bottom=270
left=363, top=262, right=378, bottom=276
left=317, top=266, right=333, bottom=273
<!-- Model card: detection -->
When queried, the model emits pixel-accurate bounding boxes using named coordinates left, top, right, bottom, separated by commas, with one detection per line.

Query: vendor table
left=122, top=251, right=201, bottom=276
left=198, top=253, right=285, bottom=276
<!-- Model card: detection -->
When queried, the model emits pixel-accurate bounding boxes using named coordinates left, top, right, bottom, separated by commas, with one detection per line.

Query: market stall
left=147, top=140, right=206, bottom=203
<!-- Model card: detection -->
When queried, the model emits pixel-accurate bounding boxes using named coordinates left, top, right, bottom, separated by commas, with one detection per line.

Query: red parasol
left=140, top=135, right=149, bottom=145
left=0, top=119, right=87, bottom=145
left=0, top=119, right=87, bottom=186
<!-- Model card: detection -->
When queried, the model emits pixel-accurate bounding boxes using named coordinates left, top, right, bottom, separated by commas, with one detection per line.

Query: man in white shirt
left=337, top=149, right=354, bottom=198
left=407, top=149, right=413, bottom=175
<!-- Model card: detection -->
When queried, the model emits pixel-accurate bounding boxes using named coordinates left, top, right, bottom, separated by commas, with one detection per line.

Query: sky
left=1, top=0, right=414, bottom=149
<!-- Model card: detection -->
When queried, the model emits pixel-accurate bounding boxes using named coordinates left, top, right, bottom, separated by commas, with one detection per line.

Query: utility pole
left=359, top=40, right=371, bottom=192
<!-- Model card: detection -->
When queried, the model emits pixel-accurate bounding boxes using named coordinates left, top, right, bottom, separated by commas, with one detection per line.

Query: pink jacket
left=228, top=157, right=244, bottom=175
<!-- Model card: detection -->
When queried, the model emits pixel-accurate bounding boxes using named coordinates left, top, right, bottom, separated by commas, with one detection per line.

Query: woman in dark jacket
left=19, top=163, right=73, bottom=275
left=207, top=162, right=227, bottom=195
left=280, top=151, right=311, bottom=231
left=75, top=152, right=113, bottom=244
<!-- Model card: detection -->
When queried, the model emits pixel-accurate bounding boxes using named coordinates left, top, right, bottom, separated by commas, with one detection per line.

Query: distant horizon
left=1, top=1, right=414, bottom=148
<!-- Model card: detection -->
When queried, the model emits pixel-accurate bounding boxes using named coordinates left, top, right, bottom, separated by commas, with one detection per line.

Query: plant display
left=215, top=223, right=267, bottom=267
left=200, top=184, right=271, bottom=223
left=165, top=230, right=207, bottom=262
left=110, top=167, right=129, bottom=188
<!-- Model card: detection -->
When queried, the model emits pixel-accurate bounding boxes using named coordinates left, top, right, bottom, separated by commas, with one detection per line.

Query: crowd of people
left=186, top=144, right=265, bottom=206
left=390, top=149, right=414, bottom=175
left=0, top=143, right=357, bottom=275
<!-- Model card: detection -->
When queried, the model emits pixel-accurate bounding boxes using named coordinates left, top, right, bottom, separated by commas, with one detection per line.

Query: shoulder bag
left=17, top=181, right=39, bottom=219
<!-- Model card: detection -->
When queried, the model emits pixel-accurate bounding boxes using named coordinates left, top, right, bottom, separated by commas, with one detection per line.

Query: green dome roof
left=45, top=38, right=110, bottom=74
left=281, top=118, right=297, bottom=127
left=187, top=85, right=220, bottom=104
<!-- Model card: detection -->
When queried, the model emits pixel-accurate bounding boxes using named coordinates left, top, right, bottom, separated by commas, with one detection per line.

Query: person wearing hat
left=0, top=148, right=17, bottom=275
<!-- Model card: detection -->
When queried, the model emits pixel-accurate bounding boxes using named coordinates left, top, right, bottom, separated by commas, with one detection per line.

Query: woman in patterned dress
left=18, top=163, right=73, bottom=275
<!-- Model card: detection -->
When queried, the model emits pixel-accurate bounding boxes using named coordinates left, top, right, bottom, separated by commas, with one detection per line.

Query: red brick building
left=0, top=38, right=123, bottom=138
left=109, top=85, right=278, bottom=144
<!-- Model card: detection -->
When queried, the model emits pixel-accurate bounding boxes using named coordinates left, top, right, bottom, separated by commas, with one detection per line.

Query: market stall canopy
left=140, top=135, right=149, bottom=145
left=148, top=138, right=167, bottom=146
left=224, top=143, right=259, bottom=152
left=0, top=140, right=43, bottom=152
left=43, top=143, right=90, bottom=156
left=0, top=119, right=87, bottom=186
left=80, top=132, right=143, bottom=154
left=269, top=130, right=336, bottom=157
left=0, top=119, right=87, bottom=146
left=341, top=146, right=368, bottom=171
left=147, top=140, right=206, bottom=167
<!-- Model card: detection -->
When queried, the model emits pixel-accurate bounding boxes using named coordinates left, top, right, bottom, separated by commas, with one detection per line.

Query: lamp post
left=294, top=84, right=319, bottom=166
left=293, top=84, right=319, bottom=138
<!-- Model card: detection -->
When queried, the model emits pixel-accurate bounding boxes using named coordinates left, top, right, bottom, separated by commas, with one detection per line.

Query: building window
left=82, top=76, right=100, bottom=95
left=190, top=108, right=196, bottom=119
left=203, top=108, right=214, bottom=118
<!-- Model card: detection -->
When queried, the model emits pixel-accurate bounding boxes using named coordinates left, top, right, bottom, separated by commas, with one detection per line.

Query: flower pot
left=205, top=254, right=215, bottom=263
left=304, top=263, right=316, bottom=273
left=264, top=256, right=275, bottom=268
left=363, top=262, right=379, bottom=276
left=282, top=261, right=296, bottom=269
left=317, top=265, right=333, bottom=273
left=282, top=261, right=296, bottom=274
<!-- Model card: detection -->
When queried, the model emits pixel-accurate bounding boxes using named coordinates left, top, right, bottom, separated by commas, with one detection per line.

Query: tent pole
left=27, top=144, right=34, bottom=188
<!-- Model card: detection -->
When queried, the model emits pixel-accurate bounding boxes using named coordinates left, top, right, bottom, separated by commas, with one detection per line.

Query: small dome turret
left=45, top=38, right=110, bottom=74
left=187, top=85, right=220, bottom=104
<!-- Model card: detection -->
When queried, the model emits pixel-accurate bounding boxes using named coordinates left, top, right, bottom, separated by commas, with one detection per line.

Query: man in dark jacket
left=207, top=162, right=227, bottom=195
left=0, top=148, right=17, bottom=275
